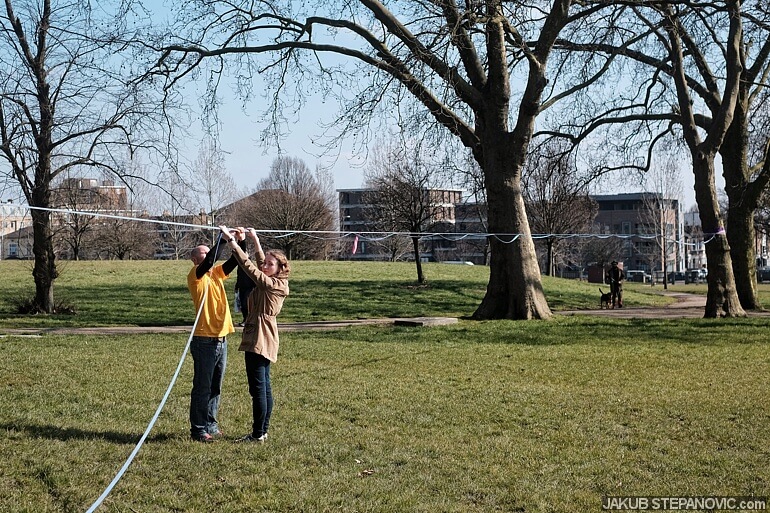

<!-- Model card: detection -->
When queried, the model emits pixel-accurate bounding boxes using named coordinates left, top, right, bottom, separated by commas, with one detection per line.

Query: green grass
left=0, top=260, right=674, bottom=328
left=1, top=318, right=769, bottom=512
left=2, top=260, right=769, bottom=511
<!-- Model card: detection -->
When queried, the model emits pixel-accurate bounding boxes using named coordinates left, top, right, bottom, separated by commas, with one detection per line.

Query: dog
left=599, top=288, right=613, bottom=309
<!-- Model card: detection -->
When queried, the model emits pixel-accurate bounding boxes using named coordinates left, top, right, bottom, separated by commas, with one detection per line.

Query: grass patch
left=0, top=260, right=674, bottom=328
left=1, top=318, right=769, bottom=511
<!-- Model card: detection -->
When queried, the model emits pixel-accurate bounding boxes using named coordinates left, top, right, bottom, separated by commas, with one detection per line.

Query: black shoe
left=192, top=433, right=214, bottom=443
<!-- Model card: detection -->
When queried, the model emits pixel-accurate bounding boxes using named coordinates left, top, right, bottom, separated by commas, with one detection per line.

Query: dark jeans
left=611, top=284, right=623, bottom=307
left=190, top=336, right=228, bottom=437
left=245, top=352, right=272, bottom=438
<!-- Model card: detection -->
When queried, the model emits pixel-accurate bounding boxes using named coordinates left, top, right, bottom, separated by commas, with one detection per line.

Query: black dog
left=599, top=288, right=612, bottom=309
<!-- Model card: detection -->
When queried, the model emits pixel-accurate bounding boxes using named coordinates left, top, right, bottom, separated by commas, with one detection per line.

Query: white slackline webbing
left=24, top=205, right=716, bottom=245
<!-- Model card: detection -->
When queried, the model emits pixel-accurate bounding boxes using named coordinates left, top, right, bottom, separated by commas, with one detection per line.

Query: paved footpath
left=559, top=291, right=770, bottom=319
left=1, top=293, right=768, bottom=336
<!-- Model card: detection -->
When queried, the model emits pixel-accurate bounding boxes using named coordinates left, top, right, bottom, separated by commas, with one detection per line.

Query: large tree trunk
left=725, top=200, right=760, bottom=309
left=473, top=139, right=551, bottom=320
left=471, top=7, right=552, bottom=320
left=721, top=103, right=763, bottom=310
left=692, top=152, right=745, bottom=317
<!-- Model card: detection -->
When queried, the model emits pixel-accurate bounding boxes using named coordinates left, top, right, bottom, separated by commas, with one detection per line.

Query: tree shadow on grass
left=0, top=422, right=176, bottom=444
left=287, top=279, right=484, bottom=320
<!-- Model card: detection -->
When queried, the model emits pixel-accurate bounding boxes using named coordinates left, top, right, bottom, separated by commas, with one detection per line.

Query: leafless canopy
left=0, top=0, right=180, bottom=311
left=150, top=0, right=640, bottom=319
left=522, top=139, right=597, bottom=276
left=233, top=156, right=336, bottom=260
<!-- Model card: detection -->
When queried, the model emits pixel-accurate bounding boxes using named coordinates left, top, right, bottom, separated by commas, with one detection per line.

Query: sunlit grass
left=0, top=259, right=672, bottom=328
left=1, top=317, right=769, bottom=512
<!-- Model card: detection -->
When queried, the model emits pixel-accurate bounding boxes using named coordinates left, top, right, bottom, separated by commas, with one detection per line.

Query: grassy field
left=0, top=259, right=680, bottom=328
left=1, top=260, right=769, bottom=512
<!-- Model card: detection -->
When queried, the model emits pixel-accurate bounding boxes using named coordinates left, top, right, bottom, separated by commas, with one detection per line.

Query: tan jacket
left=229, top=243, right=289, bottom=362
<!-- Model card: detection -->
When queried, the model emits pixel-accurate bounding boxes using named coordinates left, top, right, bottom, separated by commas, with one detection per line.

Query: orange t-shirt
left=187, top=264, right=234, bottom=338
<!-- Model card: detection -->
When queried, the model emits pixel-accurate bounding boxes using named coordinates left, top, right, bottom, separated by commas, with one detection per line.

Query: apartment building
left=339, top=188, right=691, bottom=273
left=592, top=193, right=685, bottom=277
left=0, top=201, right=32, bottom=259
left=338, top=187, right=468, bottom=262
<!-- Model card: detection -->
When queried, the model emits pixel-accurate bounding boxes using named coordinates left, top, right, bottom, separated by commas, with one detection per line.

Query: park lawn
left=1, top=317, right=768, bottom=512
left=0, top=260, right=671, bottom=328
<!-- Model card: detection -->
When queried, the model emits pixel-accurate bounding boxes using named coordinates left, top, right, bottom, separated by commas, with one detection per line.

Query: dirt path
left=559, top=291, right=770, bottom=319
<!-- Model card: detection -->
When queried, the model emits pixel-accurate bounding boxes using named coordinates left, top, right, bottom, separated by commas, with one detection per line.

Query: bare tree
left=522, top=140, right=598, bottom=276
left=580, top=236, right=625, bottom=276
left=51, top=177, right=102, bottom=260
left=234, top=156, right=336, bottom=260
left=93, top=214, right=157, bottom=260
left=454, top=155, right=490, bottom=265
left=192, top=135, right=237, bottom=244
left=153, top=0, right=623, bottom=319
left=0, top=0, right=174, bottom=312
left=553, top=1, right=748, bottom=317
left=719, top=17, right=770, bottom=309
left=363, top=141, right=449, bottom=284
left=640, top=157, right=683, bottom=289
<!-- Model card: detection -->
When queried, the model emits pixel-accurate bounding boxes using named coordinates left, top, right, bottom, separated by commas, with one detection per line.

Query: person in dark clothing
left=605, top=261, right=625, bottom=308
left=234, top=239, right=256, bottom=325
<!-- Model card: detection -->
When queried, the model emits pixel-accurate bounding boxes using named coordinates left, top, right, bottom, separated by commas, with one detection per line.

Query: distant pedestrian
left=605, top=261, right=625, bottom=308
left=233, top=233, right=256, bottom=326
left=219, top=225, right=290, bottom=443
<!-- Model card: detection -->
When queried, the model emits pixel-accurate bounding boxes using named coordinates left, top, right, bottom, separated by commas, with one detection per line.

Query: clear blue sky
left=211, top=92, right=367, bottom=195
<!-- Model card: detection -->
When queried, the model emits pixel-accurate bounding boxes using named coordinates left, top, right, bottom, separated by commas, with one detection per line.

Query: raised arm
left=247, top=228, right=266, bottom=265
left=220, top=225, right=273, bottom=287
left=221, top=227, right=246, bottom=276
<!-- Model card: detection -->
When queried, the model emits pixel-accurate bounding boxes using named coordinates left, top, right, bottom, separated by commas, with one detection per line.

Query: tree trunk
left=546, top=239, right=554, bottom=276
left=30, top=206, right=58, bottom=314
left=662, top=235, right=668, bottom=290
left=721, top=104, right=762, bottom=310
left=471, top=7, right=552, bottom=320
left=692, top=152, right=745, bottom=317
left=726, top=201, right=760, bottom=309
left=411, top=235, right=425, bottom=284
left=473, top=140, right=551, bottom=320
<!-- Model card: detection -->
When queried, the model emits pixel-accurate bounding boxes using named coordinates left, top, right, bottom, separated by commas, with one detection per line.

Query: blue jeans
left=190, top=336, right=227, bottom=437
left=245, top=352, right=272, bottom=438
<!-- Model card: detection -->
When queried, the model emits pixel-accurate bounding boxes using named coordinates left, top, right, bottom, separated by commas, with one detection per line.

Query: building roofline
left=592, top=192, right=678, bottom=201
